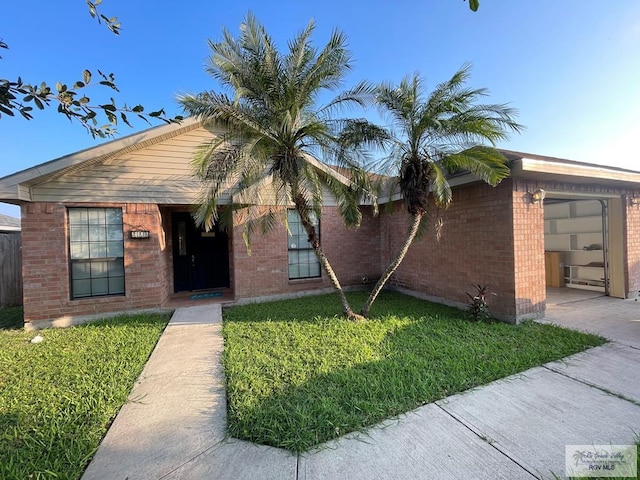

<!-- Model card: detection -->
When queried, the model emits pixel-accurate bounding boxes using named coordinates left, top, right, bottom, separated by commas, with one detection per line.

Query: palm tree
left=178, top=13, right=372, bottom=320
left=355, top=65, right=523, bottom=317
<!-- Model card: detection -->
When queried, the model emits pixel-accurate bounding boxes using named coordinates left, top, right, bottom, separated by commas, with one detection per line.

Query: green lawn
left=222, top=291, right=606, bottom=452
left=0, top=312, right=170, bottom=480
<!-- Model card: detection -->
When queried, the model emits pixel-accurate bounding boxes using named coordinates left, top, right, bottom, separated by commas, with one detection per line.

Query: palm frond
left=442, top=146, right=510, bottom=186
left=428, top=162, right=453, bottom=208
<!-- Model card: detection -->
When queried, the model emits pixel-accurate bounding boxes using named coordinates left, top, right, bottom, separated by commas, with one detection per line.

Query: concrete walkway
left=83, top=300, right=640, bottom=480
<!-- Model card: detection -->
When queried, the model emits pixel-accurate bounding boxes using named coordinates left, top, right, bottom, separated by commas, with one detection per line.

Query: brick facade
left=511, top=180, right=546, bottom=319
left=232, top=206, right=380, bottom=299
left=379, top=178, right=640, bottom=322
left=379, top=181, right=518, bottom=321
left=623, top=196, right=640, bottom=296
left=21, top=202, right=172, bottom=326
left=18, top=181, right=640, bottom=327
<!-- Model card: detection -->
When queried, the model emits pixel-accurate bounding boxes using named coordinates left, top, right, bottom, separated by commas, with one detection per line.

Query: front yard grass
left=0, top=312, right=170, bottom=480
left=223, top=291, right=606, bottom=452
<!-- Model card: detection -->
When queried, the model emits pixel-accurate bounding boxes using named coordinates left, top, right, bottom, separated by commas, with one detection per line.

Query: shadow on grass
left=0, top=306, right=24, bottom=330
left=225, top=310, right=605, bottom=453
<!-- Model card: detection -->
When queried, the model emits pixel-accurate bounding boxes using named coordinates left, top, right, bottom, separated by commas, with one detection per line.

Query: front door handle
left=191, top=255, right=195, bottom=267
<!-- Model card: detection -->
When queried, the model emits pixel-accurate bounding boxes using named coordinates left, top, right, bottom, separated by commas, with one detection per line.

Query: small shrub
left=467, top=284, right=495, bottom=322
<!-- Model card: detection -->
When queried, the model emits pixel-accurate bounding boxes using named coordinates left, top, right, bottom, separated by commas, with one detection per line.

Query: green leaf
left=105, top=111, right=117, bottom=124
left=73, top=81, right=85, bottom=89
left=83, top=70, right=92, bottom=84
left=0, top=105, right=15, bottom=116
left=33, top=97, right=44, bottom=110
left=469, top=0, right=479, bottom=11
left=19, top=108, right=33, bottom=120
left=132, top=105, right=144, bottom=113
left=79, top=96, right=90, bottom=105
left=120, top=112, right=132, bottom=127
left=100, top=104, right=116, bottom=112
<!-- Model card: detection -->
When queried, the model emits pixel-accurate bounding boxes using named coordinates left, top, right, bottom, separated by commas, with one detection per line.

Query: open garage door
left=544, top=195, right=625, bottom=300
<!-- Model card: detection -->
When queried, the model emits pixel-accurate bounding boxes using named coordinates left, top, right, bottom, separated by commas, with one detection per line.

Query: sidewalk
left=82, top=301, right=640, bottom=480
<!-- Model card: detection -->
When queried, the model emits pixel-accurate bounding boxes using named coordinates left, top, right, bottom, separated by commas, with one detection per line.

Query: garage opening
left=544, top=196, right=625, bottom=304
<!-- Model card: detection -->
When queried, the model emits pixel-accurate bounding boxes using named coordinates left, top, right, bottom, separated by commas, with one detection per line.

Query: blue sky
left=1, top=1, right=639, bottom=217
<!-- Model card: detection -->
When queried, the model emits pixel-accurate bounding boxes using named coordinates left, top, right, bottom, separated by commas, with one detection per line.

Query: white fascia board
left=517, top=158, right=640, bottom=184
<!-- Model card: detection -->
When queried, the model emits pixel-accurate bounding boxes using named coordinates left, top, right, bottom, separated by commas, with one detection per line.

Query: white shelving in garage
left=544, top=200, right=605, bottom=292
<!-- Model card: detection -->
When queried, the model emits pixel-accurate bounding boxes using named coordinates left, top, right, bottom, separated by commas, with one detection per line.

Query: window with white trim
left=68, top=207, right=125, bottom=299
left=287, top=210, right=321, bottom=280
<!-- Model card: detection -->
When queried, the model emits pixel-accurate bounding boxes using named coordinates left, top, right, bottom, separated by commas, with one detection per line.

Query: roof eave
left=511, top=157, right=640, bottom=186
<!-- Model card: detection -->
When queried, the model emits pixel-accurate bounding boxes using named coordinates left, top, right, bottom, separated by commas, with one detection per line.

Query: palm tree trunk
left=292, top=195, right=364, bottom=321
left=361, top=212, right=423, bottom=317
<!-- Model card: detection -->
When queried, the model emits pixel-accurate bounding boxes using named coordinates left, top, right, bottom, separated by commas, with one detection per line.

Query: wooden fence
left=0, top=232, right=22, bottom=307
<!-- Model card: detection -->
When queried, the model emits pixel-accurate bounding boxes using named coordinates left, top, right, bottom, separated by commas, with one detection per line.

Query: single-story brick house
left=2, top=118, right=640, bottom=329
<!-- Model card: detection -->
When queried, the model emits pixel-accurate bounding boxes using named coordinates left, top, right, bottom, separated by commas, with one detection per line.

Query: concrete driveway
left=545, top=287, right=640, bottom=348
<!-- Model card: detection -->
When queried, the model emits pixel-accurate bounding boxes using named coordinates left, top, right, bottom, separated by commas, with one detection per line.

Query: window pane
left=70, top=226, right=88, bottom=242
left=89, top=243, right=107, bottom=258
left=107, top=228, right=123, bottom=241
left=106, top=208, right=123, bottom=225
left=91, top=261, right=108, bottom=278
left=68, top=208, right=87, bottom=225
left=309, top=263, right=320, bottom=277
left=296, top=234, right=308, bottom=248
left=72, top=279, right=92, bottom=298
left=88, top=209, right=106, bottom=225
left=108, top=277, right=125, bottom=295
left=178, top=222, right=187, bottom=256
left=107, top=241, right=123, bottom=257
left=298, top=250, right=312, bottom=264
left=70, top=243, right=89, bottom=259
left=288, top=251, right=298, bottom=265
left=91, top=278, right=109, bottom=296
left=288, top=264, right=299, bottom=278
left=108, top=259, right=125, bottom=276
left=89, top=225, right=106, bottom=241
left=299, top=264, right=310, bottom=278
left=72, top=262, right=91, bottom=280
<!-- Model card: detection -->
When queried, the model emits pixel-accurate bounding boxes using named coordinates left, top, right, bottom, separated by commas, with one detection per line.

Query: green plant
left=343, top=65, right=523, bottom=317
left=0, top=312, right=170, bottom=479
left=178, top=13, right=374, bottom=321
left=222, top=291, right=605, bottom=452
left=467, top=284, right=495, bottom=322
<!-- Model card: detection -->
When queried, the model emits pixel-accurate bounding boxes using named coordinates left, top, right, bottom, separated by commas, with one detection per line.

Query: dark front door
left=172, top=212, right=230, bottom=292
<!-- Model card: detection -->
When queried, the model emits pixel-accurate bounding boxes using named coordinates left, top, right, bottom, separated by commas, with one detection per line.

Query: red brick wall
left=20, top=183, right=640, bottom=327
left=232, top=206, right=380, bottom=299
left=625, top=195, right=640, bottom=296
left=379, top=181, right=517, bottom=320
left=21, top=202, right=171, bottom=325
left=511, top=180, right=545, bottom=318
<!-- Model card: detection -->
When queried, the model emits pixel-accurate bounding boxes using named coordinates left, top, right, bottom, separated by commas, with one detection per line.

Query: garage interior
left=544, top=196, right=626, bottom=304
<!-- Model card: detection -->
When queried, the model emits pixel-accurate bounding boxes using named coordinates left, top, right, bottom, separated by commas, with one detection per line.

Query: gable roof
left=0, top=118, right=358, bottom=206
left=2, top=119, right=640, bottom=206
left=0, top=117, right=203, bottom=203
